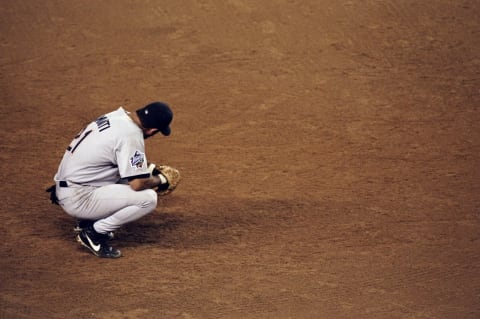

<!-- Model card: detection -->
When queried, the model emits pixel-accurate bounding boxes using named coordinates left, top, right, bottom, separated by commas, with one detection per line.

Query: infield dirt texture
left=0, top=1, right=479, bottom=318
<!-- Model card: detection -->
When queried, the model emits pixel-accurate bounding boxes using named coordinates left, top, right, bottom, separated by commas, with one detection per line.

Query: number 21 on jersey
left=67, top=127, right=92, bottom=153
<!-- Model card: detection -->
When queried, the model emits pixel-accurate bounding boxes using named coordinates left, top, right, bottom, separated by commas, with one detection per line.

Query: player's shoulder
left=107, top=107, right=133, bottom=126
left=108, top=108, right=141, bottom=137
left=106, top=106, right=128, bottom=119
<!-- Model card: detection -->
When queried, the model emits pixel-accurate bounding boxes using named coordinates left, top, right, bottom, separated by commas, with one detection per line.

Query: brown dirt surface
left=1, top=1, right=479, bottom=318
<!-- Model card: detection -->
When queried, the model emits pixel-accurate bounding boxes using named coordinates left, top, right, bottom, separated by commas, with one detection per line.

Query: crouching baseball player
left=46, top=101, right=181, bottom=258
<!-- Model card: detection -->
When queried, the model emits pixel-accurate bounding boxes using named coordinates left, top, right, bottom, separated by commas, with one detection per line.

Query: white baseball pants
left=55, top=182, right=158, bottom=234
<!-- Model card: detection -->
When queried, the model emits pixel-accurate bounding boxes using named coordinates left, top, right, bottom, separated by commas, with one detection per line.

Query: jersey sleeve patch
left=130, top=150, right=146, bottom=170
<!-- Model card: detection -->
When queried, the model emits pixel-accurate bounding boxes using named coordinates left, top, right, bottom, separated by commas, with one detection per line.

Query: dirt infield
left=1, top=1, right=479, bottom=318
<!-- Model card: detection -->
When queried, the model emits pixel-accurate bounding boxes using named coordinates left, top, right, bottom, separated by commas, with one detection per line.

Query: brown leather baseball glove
left=150, top=164, right=181, bottom=196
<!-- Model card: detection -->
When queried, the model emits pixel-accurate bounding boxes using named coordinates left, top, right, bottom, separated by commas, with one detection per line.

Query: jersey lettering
left=95, top=115, right=111, bottom=132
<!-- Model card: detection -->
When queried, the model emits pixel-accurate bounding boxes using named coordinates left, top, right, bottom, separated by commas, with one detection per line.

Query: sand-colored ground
left=1, top=1, right=479, bottom=318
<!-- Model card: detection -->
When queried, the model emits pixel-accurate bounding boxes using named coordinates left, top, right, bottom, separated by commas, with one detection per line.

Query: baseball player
left=47, top=101, right=180, bottom=258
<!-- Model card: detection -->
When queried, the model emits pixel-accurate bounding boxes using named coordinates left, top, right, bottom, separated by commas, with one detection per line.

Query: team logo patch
left=130, top=150, right=145, bottom=169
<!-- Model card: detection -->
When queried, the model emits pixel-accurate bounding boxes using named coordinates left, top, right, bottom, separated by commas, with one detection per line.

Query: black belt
left=59, top=181, right=69, bottom=187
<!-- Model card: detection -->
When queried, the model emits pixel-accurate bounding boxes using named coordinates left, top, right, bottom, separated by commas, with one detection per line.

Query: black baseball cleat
left=74, top=219, right=114, bottom=240
left=76, top=225, right=122, bottom=258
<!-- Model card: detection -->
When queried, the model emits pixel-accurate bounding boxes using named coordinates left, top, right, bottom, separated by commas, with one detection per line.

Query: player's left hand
left=149, top=164, right=181, bottom=196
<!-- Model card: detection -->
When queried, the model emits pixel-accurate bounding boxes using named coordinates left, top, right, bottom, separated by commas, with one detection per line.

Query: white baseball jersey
left=55, top=107, right=150, bottom=186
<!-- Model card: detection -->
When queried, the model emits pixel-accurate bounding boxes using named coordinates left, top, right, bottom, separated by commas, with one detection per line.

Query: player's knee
left=142, top=189, right=158, bottom=210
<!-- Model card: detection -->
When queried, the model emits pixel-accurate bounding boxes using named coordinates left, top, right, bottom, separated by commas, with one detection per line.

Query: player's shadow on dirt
left=118, top=212, right=184, bottom=247
left=118, top=212, right=251, bottom=249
